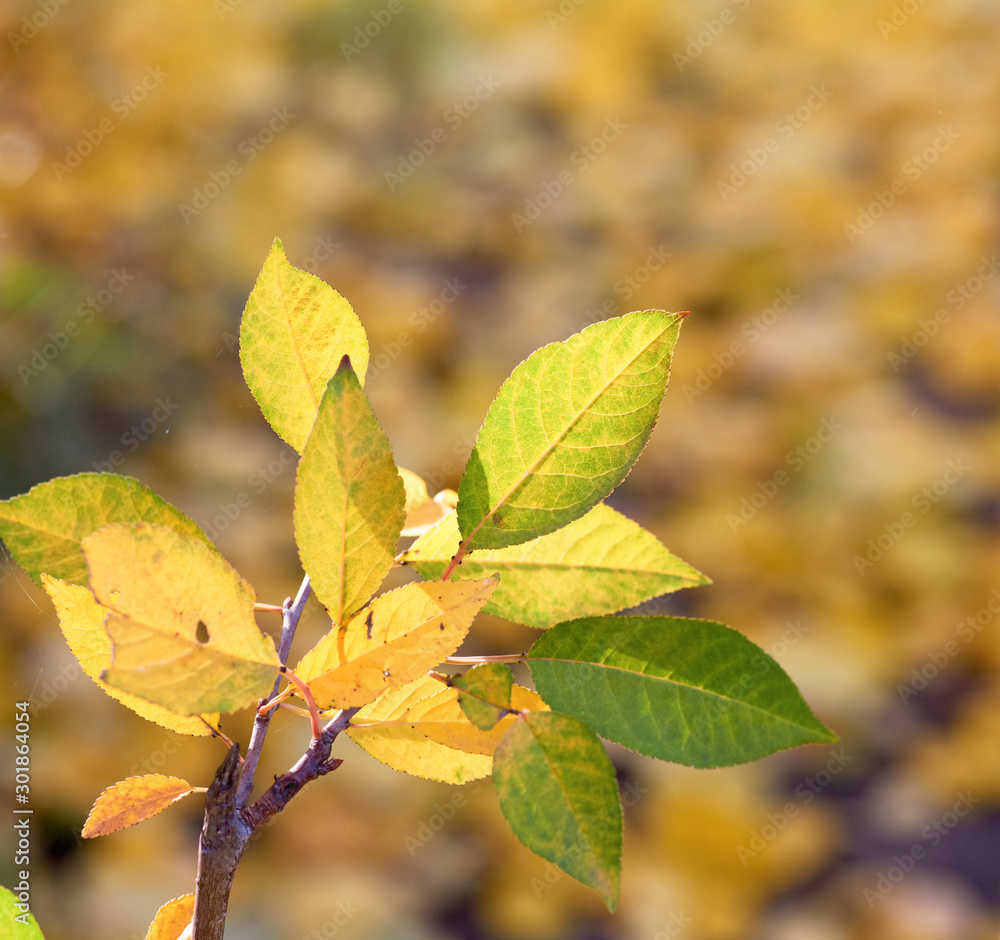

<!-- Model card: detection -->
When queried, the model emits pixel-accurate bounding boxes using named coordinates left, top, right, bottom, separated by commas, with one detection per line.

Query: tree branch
left=190, top=579, right=364, bottom=938
left=192, top=744, right=243, bottom=940
left=240, top=707, right=360, bottom=835
left=235, top=575, right=312, bottom=808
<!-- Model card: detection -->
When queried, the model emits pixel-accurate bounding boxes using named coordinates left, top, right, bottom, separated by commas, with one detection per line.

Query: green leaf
left=403, top=503, right=708, bottom=627
left=493, top=711, right=622, bottom=911
left=456, top=311, right=685, bottom=552
left=527, top=616, right=836, bottom=768
left=453, top=662, right=514, bottom=730
left=294, top=356, right=406, bottom=624
left=240, top=237, right=370, bottom=453
left=0, top=884, right=44, bottom=939
left=0, top=473, right=211, bottom=586
left=83, top=523, right=280, bottom=715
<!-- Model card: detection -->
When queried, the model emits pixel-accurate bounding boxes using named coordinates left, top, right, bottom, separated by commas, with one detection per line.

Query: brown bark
left=192, top=744, right=244, bottom=940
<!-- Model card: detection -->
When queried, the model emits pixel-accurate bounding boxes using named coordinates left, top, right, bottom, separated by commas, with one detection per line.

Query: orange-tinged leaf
left=81, top=775, right=202, bottom=838
left=348, top=676, right=547, bottom=783
left=295, top=577, right=498, bottom=709
left=145, top=894, right=195, bottom=940
left=40, top=575, right=219, bottom=736
left=82, top=524, right=280, bottom=714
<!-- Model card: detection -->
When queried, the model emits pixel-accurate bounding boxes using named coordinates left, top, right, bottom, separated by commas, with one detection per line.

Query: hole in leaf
left=196, top=621, right=210, bottom=643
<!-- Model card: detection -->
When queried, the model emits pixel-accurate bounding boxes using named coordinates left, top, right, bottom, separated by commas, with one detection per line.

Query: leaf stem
left=439, top=541, right=468, bottom=581
left=256, top=685, right=294, bottom=716
left=445, top=653, right=527, bottom=664
left=278, top=666, right=323, bottom=739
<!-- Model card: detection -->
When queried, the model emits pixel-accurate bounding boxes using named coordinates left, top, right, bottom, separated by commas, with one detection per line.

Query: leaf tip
left=337, top=353, right=353, bottom=374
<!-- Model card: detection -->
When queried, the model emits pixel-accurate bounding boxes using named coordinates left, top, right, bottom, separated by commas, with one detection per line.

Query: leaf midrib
left=465, top=316, right=673, bottom=547
left=272, top=249, right=320, bottom=412
left=529, top=656, right=823, bottom=733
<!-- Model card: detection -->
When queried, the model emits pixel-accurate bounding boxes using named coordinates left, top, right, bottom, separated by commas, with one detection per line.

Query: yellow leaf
left=347, top=676, right=547, bottom=783
left=294, top=357, right=406, bottom=625
left=103, top=613, right=281, bottom=715
left=404, top=503, right=708, bottom=627
left=81, top=775, right=201, bottom=838
left=398, top=466, right=430, bottom=511
left=145, top=894, right=195, bottom=940
left=420, top=683, right=550, bottom=754
left=82, top=524, right=280, bottom=714
left=240, top=237, right=370, bottom=453
left=296, top=576, right=498, bottom=709
left=40, top=575, right=218, bottom=736
left=398, top=466, right=458, bottom=536
left=402, top=489, right=458, bottom=538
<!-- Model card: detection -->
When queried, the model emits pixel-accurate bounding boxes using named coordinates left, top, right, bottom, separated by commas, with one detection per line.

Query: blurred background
left=2, top=1, right=999, bottom=938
